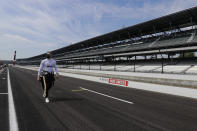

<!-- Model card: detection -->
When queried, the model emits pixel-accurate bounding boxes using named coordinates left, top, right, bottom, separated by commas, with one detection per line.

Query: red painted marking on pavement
left=108, top=78, right=128, bottom=86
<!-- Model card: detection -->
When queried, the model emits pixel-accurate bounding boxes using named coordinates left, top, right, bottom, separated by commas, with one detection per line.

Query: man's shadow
left=50, top=97, right=83, bottom=102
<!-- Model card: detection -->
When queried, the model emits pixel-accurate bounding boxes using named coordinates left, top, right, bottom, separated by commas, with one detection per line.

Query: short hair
left=46, top=51, right=52, bottom=58
left=46, top=51, right=51, bottom=55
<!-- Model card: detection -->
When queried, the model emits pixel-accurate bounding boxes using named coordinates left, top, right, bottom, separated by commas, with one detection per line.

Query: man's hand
left=56, top=73, right=60, bottom=79
left=37, top=75, right=41, bottom=81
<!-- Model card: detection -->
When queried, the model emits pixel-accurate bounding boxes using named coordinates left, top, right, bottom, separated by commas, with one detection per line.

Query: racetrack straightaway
left=3, top=66, right=197, bottom=131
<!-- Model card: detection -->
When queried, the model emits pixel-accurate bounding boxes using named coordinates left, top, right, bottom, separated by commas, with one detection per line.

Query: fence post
left=134, top=61, right=135, bottom=72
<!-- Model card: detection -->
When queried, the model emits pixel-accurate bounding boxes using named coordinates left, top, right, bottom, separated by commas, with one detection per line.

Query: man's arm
left=37, top=61, right=44, bottom=81
left=54, top=61, right=60, bottom=78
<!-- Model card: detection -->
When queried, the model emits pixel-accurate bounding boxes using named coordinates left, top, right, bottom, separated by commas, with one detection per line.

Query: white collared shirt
left=38, top=58, right=58, bottom=76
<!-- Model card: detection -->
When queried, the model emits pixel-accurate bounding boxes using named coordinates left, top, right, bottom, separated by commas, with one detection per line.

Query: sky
left=0, top=0, right=196, bottom=60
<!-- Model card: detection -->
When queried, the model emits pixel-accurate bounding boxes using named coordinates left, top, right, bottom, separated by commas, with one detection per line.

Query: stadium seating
left=54, top=30, right=196, bottom=61
left=192, top=33, right=197, bottom=42
left=152, top=36, right=190, bottom=48
left=53, top=31, right=195, bottom=60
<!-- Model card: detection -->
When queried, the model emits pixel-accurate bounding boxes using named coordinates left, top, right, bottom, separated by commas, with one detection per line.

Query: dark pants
left=40, top=73, right=55, bottom=98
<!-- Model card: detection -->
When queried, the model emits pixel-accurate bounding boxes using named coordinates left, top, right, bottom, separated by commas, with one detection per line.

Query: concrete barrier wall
left=60, top=70, right=197, bottom=89
left=16, top=65, right=197, bottom=89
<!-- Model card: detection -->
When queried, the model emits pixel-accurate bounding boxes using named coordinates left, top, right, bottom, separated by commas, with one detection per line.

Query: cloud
left=0, top=33, right=59, bottom=60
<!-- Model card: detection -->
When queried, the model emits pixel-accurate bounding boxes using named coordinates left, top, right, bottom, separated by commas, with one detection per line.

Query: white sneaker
left=45, top=97, right=50, bottom=103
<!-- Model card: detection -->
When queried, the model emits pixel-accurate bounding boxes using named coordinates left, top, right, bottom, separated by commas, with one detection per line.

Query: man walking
left=37, top=52, right=59, bottom=103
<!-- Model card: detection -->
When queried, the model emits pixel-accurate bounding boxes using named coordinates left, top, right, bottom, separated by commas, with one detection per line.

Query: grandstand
left=17, top=6, right=197, bottom=74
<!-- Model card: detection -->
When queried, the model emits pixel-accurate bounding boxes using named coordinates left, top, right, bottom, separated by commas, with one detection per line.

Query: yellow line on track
left=72, top=89, right=84, bottom=92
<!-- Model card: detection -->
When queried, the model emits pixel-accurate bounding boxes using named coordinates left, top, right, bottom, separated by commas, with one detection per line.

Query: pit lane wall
left=15, top=65, right=197, bottom=89
left=58, top=69, right=197, bottom=89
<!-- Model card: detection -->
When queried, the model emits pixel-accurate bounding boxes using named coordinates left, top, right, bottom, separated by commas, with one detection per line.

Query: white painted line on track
left=0, top=93, right=8, bottom=95
left=7, top=68, right=19, bottom=131
left=80, top=87, right=134, bottom=104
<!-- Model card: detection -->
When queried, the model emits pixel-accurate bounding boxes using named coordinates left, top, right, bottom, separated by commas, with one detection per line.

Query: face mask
left=46, top=54, right=51, bottom=59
